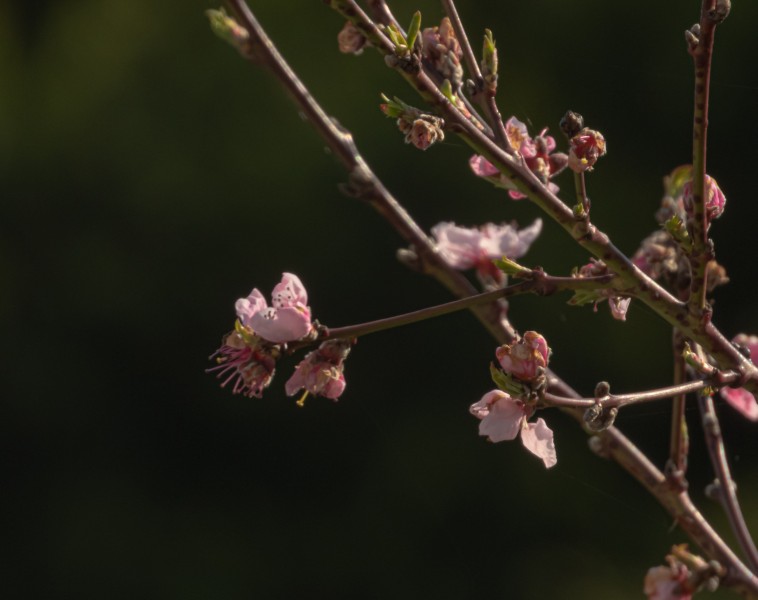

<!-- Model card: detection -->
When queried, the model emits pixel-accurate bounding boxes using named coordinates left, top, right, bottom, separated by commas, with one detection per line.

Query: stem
left=543, top=375, right=736, bottom=410
left=670, top=331, right=689, bottom=473
left=573, top=171, right=590, bottom=216
left=440, top=0, right=509, bottom=149
left=327, top=275, right=614, bottom=340
left=699, top=392, right=758, bottom=574
left=688, top=0, right=719, bottom=315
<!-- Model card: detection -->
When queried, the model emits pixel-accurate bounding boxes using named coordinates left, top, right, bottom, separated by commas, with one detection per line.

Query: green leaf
left=406, top=11, right=422, bottom=50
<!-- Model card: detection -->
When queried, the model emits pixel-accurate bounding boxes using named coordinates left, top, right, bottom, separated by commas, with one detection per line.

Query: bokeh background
left=3, top=0, right=758, bottom=598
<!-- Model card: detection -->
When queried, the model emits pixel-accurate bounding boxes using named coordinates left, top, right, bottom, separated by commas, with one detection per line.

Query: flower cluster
left=644, top=554, right=694, bottom=600
left=431, top=219, right=542, bottom=282
left=208, top=273, right=349, bottom=402
left=469, top=117, right=567, bottom=199
left=470, top=332, right=557, bottom=468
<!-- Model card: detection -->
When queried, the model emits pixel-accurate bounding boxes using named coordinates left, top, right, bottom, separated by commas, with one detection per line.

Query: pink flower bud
left=682, top=175, right=726, bottom=223
left=495, top=331, right=550, bottom=382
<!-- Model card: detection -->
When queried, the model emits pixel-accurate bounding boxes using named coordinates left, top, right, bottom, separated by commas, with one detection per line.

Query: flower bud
left=495, top=331, right=550, bottom=382
left=338, top=21, right=367, bottom=55
left=682, top=175, right=726, bottom=224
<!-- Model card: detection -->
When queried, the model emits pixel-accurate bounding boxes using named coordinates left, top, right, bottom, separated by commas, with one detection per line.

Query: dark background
left=3, top=0, right=758, bottom=598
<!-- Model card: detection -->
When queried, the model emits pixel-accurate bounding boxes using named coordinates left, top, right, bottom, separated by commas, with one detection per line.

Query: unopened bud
left=406, top=116, right=445, bottom=150
left=207, top=8, right=251, bottom=56
left=560, top=110, right=584, bottom=138
left=338, top=21, right=367, bottom=55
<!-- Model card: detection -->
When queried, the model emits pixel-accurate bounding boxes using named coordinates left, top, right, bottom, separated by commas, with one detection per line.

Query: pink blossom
left=495, top=331, right=550, bottom=382
left=285, top=339, right=351, bottom=400
left=469, top=118, right=566, bottom=200
left=682, top=174, right=726, bottom=223
left=207, top=329, right=277, bottom=398
left=470, top=390, right=557, bottom=468
left=431, top=219, right=542, bottom=277
left=643, top=565, right=692, bottom=600
left=719, top=334, right=758, bottom=421
left=608, top=296, right=631, bottom=321
left=235, top=273, right=312, bottom=344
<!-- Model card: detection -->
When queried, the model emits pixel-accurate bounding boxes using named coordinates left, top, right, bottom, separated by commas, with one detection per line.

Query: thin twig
left=687, top=0, right=720, bottom=315
left=544, top=375, right=736, bottom=410
left=670, top=331, right=689, bottom=474
left=440, top=0, right=509, bottom=149
left=326, top=274, right=614, bottom=340
left=699, top=391, right=758, bottom=574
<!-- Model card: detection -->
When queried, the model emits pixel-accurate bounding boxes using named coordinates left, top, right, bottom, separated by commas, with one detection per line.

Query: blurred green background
left=2, top=0, right=758, bottom=598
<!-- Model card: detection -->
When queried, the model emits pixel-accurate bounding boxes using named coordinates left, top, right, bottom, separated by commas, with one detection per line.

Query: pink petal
left=284, top=365, right=307, bottom=396
left=473, top=391, right=524, bottom=443
left=520, top=418, right=557, bottom=468
left=250, top=305, right=312, bottom=343
left=469, top=155, right=499, bottom=177
left=235, top=289, right=267, bottom=327
left=720, top=387, right=758, bottom=421
left=609, top=297, right=631, bottom=321
left=271, top=272, right=308, bottom=308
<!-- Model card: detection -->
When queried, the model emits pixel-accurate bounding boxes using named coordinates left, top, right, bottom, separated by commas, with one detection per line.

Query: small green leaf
left=439, top=79, right=456, bottom=103
left=567, top=289, right=602, bottom=307
left=406, top=11, right=422, bottom=50
left=493, top=256, right=529, bottom=276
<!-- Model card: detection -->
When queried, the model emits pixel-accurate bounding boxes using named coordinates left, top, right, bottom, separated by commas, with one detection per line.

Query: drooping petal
left=720, top=387, right=758, bottom=421
left=470, top=390, right=524, bottom=443
left=520, top=418, right=557, bottom=468
left=609, top=297, right=631, bottom=321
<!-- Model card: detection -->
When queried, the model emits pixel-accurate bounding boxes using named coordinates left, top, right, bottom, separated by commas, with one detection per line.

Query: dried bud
left=405, top=115, right=445, bottom=150
left=338, top=21, right=367, bottom=55
left=560, top=110, right=584, bottom=138
left=568, top=128, right=607, bottom=173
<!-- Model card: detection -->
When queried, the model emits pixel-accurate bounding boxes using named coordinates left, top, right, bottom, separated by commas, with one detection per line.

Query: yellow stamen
left=296, top=391, right=309, bottom=407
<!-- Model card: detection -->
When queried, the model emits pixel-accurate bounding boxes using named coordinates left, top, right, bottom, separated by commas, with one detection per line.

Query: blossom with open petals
left=431, top=219, right=542, bottom=278
left=470, top=390, right=557, bottom=468
left=719, top=334, right=758, bottom=421
left=236, top=273, right=312, bottom=343
left=495, top=331, right=550, bottom=383
left=469, top=117, right=567, bottom=200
